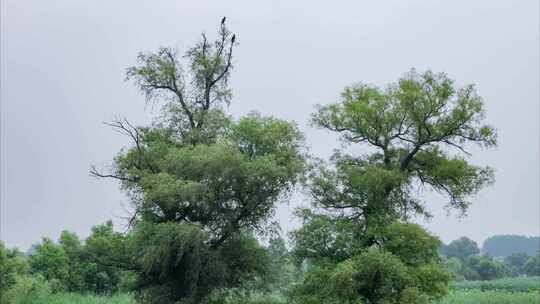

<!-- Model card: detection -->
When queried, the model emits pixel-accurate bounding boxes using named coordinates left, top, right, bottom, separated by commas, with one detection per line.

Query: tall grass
left=451, top=276, right=540, bottom=293
left=438, top=290, right=539, bottom=304
left=10, top=293, right=135, bottom=304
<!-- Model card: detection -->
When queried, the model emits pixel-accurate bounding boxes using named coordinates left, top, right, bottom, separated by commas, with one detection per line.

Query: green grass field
left=452, top=276, right=540, bottom=293
left=7, top=277, right=540, bottom=304
left=4, top=293, right=135, bottom=304
left=438, top=290, right=539, bottom=304
left=17, top=291, right=539, bottom=304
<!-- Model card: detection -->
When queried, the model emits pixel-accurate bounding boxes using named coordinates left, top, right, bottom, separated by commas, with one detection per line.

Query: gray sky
left=1, top=0, right=538, bottom=250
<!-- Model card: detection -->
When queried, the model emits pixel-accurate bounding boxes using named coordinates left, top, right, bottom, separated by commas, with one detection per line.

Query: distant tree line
left=440, top=236, right=540, bottom=281
left=482, top=235, right=539, bottom=257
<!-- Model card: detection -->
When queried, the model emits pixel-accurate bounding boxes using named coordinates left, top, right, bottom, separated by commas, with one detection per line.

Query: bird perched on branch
left=231, top=34, right=236, bottom=43
left=221, top=16, right=226, bottom=25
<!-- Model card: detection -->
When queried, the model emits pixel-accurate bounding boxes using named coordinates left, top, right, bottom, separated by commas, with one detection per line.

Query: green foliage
left=207, top=289, right=286, bottom=304
left=464, top=255, right=507, bottom=281
left=442, top=257, right=466, bottom=281
left=28, top=238, right=70, bottom=292
left=483, top=235, right=539, bottom=258
left=265, top=235, right=300, bottom=294
left=291, top=210, right=358, bottom=263
left=127, top=222, right=274, bottom=303
left=22, top=223, right=131, bottom=295
left=451, top=276, right=540, bottom=293
left=440, top=243, right=533, bottom=281
left=441, top=237, right=480, bottom=261
left=334, top=249, right=410, bottom=304
left=92, top=19, right=306, bottom=304
left=291, top=69, right=495, bottom=304
left=523, top=253, right=540, bottom=276
left=376, top=222, right=442, bottom=267
left=292, top=247, right=450, bottom=304
left=112, top=112, right=304, bottom=303
left=505, top=252, right=531, bottom=276
left=83, top=221, right=134, bottom=294
left=310, top=70, right=496, bottom=222
left=292, top=223, right=450, bottom=304
left=1, top=275, right=52, bottom=304
left=3, top=290, right=135, bottom=304
left=0, top=242, right=29, bottom=296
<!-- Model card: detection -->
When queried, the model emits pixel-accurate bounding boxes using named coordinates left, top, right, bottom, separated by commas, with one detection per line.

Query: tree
left=92, top=19, right=305, bottom=304
left=265, top=234, right=299, bottom=294
left=442, top=257, right=465, bottom=281
left=292, top=69, right=496, bottom=303
left=483, top=235, right=539, bottom=257
left=58, top=230, right=85, bottom=292
left=523, top=252, right=540, bottom=276
left=441, top=237, right=480, bottom=261
left=81, top=221, right=130, bottom=294
left=504, top=252, right=530, bottom=276
left=465, top=255, right=506, bottom=280
left=28, top=238, right=69, bottom=292
left=0, top=242, right=29, bottom=296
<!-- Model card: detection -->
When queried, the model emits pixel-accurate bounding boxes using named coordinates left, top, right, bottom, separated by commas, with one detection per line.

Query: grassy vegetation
left=6, top=290, right=540, bottom=304
left=452, top=276, right=540, bottom=293
left=4, top=277, right=539, bottom=304
left=8, top=293, right=135, bottom=304
left=438, top=290, right=539, bottom=304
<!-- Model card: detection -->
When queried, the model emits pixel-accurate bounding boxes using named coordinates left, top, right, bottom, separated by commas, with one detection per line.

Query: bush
left=1, top=275, right=52, bottom=304
left=524, top=253, right=540, bottom=276
left=208, top=289, right=286, bottom=304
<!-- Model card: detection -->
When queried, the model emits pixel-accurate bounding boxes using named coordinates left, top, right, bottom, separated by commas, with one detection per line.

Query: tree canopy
left=91, top=19, right=305, bottom=304
left=483, top=235, right=540, bottom=258
left=291, top=70, right=496, bottom=304
left=441, top=237, right=480, bottom=261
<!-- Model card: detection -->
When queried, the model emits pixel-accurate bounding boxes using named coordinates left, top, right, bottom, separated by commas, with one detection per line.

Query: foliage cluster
left=441, top=237, right=540, bottom=281
left=482, top=235, right=540, bottom=258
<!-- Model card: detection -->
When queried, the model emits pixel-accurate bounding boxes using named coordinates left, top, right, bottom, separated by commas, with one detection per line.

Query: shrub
left=1, top=275, right=51, bottom=304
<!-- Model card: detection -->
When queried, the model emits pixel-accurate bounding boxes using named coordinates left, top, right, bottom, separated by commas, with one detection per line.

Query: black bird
left=231, top=34, right=236, bottom=43
left=221, top=16, right=226, bottom=25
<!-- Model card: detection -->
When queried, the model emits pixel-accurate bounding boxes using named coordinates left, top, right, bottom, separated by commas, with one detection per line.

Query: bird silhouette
left=221, top=16, right=226, bottom=25
left=231, top=34, right=236, bottom=43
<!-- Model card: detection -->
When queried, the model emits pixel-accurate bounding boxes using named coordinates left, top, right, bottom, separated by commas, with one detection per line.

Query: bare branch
left=443, top=140, right=472, bottom=156
left=89, top=166, right=139, bottom=183
left=162, top=49, right=196, bottom=128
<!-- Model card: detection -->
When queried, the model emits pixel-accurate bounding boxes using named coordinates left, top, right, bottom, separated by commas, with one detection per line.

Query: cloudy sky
left=2, top=0, right=538, bottom=250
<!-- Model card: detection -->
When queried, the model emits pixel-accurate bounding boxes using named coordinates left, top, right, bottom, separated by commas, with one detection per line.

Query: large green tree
left=28, top=238, right=70, bottom=292
left=292, top=70, right=496, bottom=304
left=92, top=19, right=305, bottom=304
left=0, top=242, right=29, bottom=296
left=441, top=237, right=480, bottom=261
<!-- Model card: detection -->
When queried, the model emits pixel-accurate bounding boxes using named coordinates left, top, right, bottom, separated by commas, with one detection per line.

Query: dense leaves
left=91, top=19, right=305, bottom=304
left=523, top=253, right=540, bottom=276
left=0, top=242, right=29, bottom=296
left=441, top=237, right=480, bottom=261
left=23, top=223, right=130, bottom=294
left=291, top=70, right=496, bottom=304
left=309, top=70, right=495, bottom=226
left=292, top=223, right=450, bottom=304
left=483, top=235, right=540, bottom=258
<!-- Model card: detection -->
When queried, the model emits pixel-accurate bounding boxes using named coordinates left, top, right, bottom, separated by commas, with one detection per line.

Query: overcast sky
left=1, top=0, right=539, bottom=250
